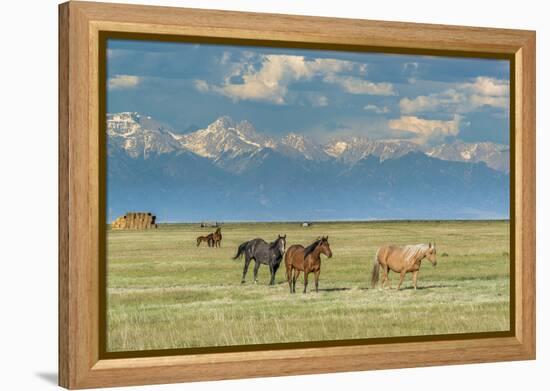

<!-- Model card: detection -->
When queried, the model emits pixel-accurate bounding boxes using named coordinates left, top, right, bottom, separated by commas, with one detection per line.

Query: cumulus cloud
left=399, top=76, right=509, bottom=114
left=400, top=89, right=463, bottom=113
left=363, top=104, right=390, bottom=114
left=323, top=74, right=396, bottom=96
left=194, top=54, right=395, bottom=104
left=388, top=114, right=461, bottom=144
left=108, top=74, right=140, bottom=90
left=463, top=76, right=509, bottom=96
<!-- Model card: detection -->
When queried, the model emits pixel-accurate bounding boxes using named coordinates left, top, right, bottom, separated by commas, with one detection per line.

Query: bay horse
left=233, top=235, right=286, bottom=285
left=285, top=236, right=332, bottom=294
left=196, top=233, right=214, bottom=247
left=211, top=227, right=222, bottom=247
left=371, top=243, right=437, bottom=290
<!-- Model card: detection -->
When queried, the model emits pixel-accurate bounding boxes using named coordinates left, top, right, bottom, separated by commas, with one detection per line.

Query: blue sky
left=107, top=39, right=510, bottom=146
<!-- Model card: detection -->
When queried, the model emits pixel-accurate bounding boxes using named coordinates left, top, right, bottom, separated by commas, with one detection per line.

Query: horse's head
left=426, top=242, right=437, bottom=266
left=319, top=236, right=333, bottom=258
left=277, top=234, right=287, bottom=255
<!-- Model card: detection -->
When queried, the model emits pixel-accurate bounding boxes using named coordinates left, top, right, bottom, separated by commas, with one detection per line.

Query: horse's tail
left=232, top=241, right=249, bottom=260
left=371, top=251, right=381, bottom=288
left=196, top=237, right=201, bottom=247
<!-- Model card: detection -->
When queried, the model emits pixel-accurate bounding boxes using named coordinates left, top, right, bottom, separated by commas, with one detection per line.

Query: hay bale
left=111, top=212, right=158, bottom=230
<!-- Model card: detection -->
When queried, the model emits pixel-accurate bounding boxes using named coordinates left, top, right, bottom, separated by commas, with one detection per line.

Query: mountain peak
left=279, top=133, right=329, bottom=161
left=210, top=115, right=236, bottom=130
left=107, top=112, right=180, bottom=158
left=106, top=112, right=509, bottom=174
left=426, top=140, right=509, bottom=173
left=179, top=116, right=276, bottom=160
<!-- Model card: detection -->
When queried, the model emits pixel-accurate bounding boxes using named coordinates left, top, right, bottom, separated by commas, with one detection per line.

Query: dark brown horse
left=211, top=227, right=222, bottom=247
left=196, top=233, right=214, bottom=247
left=285, top=236, right=332, bottom=293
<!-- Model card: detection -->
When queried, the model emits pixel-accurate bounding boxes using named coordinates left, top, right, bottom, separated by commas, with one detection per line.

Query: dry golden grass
left=107, top=221, right=510, bottom=352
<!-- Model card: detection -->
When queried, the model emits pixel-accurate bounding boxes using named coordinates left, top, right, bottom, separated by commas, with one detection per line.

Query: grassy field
left=106, top=220, right=510, bottom=352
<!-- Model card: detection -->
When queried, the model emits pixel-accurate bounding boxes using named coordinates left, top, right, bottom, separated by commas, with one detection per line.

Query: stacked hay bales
left=112, top=212, right=158, bottom=229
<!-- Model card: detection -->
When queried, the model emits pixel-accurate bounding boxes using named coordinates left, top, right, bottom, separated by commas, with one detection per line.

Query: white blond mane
left=401, top=244, right=430, bottom=264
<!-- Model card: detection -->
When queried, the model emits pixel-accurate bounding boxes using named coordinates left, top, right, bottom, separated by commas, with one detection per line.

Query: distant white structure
left=201, top=221, right=222, bottom=228
left=302, top=222, right=313, bottom=227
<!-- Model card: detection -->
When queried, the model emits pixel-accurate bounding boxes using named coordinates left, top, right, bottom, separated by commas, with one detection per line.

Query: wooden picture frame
left=59, top=1, right=536, bottom=389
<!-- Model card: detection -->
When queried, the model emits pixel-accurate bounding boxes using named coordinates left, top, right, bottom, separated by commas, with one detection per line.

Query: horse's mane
left=303, top=239, right=321, bottom=259
left=402, top=244, right=430, bottom=264
left=269, top=237, right=283, bottom=249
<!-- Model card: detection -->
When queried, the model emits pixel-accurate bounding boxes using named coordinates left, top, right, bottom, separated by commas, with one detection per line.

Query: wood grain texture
left=58, top=3, right=70, bottom=387
left=58, top=1, right=536, bottom=388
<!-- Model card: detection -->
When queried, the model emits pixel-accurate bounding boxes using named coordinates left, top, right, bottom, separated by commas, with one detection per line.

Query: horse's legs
left=241, top=255, right=252, bottom=283
left=303, top=271, right=309, bottom=294
left=314, top=270, right=320, bottom=293
left=268, top=263, right=275, bottom=286
left=253, top=260, right=261, bottom=284
left=287, top=266, right=293, bottom=292
left=270, top=262, right=280, bottom=286
left=292, top=270, right=301, bottom=293
left=412, top=271, right=418, bottom=290
left=381, top=265, right=389, bottom=289
left=397, top=270, right=407, bottom=290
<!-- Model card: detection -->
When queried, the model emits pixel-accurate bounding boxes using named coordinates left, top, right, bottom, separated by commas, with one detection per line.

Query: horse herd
left=196, top=228, right=438, bottom=293
left=196, top=227, right=222, bottom=248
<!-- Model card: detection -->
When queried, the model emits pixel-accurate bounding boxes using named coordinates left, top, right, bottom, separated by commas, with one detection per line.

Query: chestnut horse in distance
left=285, top=236, right=332, bottom=293
left=196, top=227, right=222, bottom=248
left=371, top=243, right=437, bottom=290
left=196, top=233, right=214, bottom=247
left=211, top=227, right=222, bottom=247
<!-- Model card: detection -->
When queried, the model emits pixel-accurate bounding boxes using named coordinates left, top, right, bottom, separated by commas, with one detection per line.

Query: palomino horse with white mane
left=371, top=243, right=437, bottom=290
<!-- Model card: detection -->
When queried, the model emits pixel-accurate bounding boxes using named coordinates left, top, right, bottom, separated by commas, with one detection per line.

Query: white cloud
left=219, top=51, right=232, bottom=65
left=323, top=74, right=396, bottom=96
left=399, top=76, right=509, bottom=114
left=108, top=74, right=140, bottom=90
left=388, top=114, right=461, bottom=143
left=400, top=89, right=463, bottom=113
left=194, top=54, right=395, bottom=105
left=363, top=104, right=390, bottom=114
left=194, top=79, right=210, bottom=93
left=403, top=62, right=419, bottom=72
left=462, top=76, right=509, bottom=97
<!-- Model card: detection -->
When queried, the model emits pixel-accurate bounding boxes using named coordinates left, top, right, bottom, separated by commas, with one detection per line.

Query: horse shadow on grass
left=400, top=284, right=458, bottom=290
left=358, top=283, right=458, bottom=291
left=275, top=281, right=351, bottom=293
left=316, top=287, right=351, bottom=292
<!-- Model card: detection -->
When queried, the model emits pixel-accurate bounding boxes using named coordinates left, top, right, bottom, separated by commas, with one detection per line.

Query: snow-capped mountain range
left=107, top=112, right=509, bottom=173
left=106, top=112, right=509, bottom=221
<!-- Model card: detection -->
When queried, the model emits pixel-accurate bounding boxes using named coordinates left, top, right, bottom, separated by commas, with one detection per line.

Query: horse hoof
left=241, top=281, right=246, bottom=284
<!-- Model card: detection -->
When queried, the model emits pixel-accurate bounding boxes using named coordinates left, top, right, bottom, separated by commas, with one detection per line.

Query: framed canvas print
left=58, top=1, right=536, bottom=389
